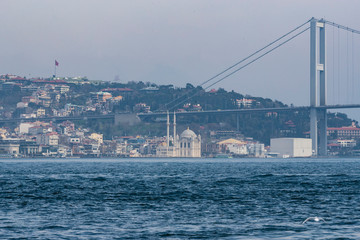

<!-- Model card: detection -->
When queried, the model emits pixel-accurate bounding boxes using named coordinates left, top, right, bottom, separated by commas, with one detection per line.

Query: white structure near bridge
left=156, top=112, right=201, bottom=158
left=270, top=138, right=312, bottom=158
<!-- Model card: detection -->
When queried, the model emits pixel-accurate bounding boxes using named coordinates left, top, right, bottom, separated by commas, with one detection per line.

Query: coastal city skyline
left=2, top=2, right=360, bottom=156
left=0, top=72, right=359, bottom=158
left=2, top=2, right=360, bottom=239
left=2, top=1, right=360, bottom=113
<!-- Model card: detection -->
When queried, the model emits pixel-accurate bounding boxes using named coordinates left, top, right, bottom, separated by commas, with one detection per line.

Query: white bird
left=302, top=217, right=326, bottom=224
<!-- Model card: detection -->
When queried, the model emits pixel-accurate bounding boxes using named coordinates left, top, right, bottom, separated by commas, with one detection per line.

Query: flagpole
left=54, top=60, right=58, bottom=78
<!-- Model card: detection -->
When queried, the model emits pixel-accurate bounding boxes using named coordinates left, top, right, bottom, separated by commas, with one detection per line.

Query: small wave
left=38, top=225, right=69, bottom=230
left=40, top=178, right=62, bottom=183
left=91, top=176, right=107, bottom=182
left=327, top=173, right=349, bottom=177
left=252, top=174, right=274, bottom=178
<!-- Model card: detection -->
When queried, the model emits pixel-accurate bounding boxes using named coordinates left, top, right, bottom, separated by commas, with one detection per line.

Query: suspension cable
left=323, top=19, right=360, bottom=35
left=204, top=28, right=310, bottom=91
left=163, top=19, right=312, bottom=110
left=162, top=18, right=360, bottom=111
left=168, top=26, right=310, bottom=111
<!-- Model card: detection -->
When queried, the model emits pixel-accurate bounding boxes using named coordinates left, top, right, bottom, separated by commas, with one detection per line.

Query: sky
left=1, top=0, right=360, bottom=120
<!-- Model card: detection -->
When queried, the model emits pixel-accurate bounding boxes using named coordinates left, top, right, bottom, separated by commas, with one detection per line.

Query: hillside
left=0, top=77, right=356, bottom=144
left=69, top=80, right=356, bottom=144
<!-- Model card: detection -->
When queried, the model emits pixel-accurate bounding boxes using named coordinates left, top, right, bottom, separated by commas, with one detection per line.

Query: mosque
left=156, top=112, right=201, bottom=158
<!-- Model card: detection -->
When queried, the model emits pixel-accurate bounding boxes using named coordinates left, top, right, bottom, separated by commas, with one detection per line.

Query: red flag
left=55, top=60, right=59, bottom=66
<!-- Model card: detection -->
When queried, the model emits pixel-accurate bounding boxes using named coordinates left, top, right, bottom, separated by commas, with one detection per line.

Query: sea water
left=1, top=158, right=360, bottom=239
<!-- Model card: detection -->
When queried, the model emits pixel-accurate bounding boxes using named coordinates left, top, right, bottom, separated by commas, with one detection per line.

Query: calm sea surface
left=1, top=158, right=360, bottom=239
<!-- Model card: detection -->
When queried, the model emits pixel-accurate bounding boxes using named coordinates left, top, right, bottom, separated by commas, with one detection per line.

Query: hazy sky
left=1, top=0, right=360, bottom=118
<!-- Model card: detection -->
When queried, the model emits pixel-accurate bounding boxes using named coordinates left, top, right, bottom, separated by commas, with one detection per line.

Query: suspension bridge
left=2, top=17, right=360, bottom=156
left=138, top=17, right=360, bottom=156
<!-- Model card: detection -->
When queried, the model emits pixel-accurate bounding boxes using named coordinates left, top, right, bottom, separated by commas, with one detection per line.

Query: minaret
left=173, top=112, right=177, bottom=157
left=166, top=111, right=169, bottom=156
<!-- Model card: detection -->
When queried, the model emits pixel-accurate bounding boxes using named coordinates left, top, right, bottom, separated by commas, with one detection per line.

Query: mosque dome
left=180, top=127, right=197, bottom=139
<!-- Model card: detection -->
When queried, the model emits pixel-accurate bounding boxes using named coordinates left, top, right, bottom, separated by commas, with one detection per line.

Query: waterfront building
left=177, top=128, right=201, bottom=157
left=247, top=142, right=265, bottom=157
left=0, top=139, right=20, bottom=155
left=327, top=123, right=360, bottom=139
left=217, top=138, right=248, bottom=156
left=57, top=145, right=72, bottom=157
left=19, top=141, right=39, bottom=156
left=270, top=138, right=312, bottom=158
left=156, top=112, right=201, bottom=158
left=37, top=132, right=59, bottom=146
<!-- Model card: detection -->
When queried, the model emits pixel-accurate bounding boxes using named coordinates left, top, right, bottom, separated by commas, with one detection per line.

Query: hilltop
left=0, top=74, right=356, bottom=146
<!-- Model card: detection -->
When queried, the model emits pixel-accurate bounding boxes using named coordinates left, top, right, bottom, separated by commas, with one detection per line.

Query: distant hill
left=0, top=78, right=356, bottom=144
left=71, top=80, right=356, bottom=144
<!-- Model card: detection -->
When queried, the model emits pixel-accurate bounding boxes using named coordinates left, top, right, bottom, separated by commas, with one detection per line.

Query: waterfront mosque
left=156, top=112, right=201, bottom=158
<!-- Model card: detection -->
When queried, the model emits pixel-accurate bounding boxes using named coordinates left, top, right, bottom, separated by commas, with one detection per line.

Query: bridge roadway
left=0, top=104, right=359, bottom=123
left=138, top=104, right=360, bottom=119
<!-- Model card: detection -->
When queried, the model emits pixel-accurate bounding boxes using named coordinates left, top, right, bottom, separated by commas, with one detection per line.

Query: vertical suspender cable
left=338, top=27, right=341, bottom=104
left=323, top=19, right=360, bottom=105
left=352, top=31, right=354, bottom=103
left=358, top=33, right=360, bottom=104
left=332, top=26, right=335, bottom=105
left=347, top=30, right=349, bottom=103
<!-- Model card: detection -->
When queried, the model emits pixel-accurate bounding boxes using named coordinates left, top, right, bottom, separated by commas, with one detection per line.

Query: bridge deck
left=0, top=104, right=359, bottom=123
left=138, top=104, right=360, bottom=118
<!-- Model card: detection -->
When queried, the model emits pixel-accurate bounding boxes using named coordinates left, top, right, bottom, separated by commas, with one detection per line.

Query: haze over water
left=1, top=158, right=359, bottom=239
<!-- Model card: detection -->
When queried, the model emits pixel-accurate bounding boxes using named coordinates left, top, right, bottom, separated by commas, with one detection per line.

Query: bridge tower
left=310, top=18, right=327, bottom=156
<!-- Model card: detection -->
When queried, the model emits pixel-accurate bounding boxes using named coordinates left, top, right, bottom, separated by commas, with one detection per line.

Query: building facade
left=177, top=128, right=201, bottom=157
left=156, top=113, right=201, bottom=158
left=270, top=138, right=312, bottom=158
